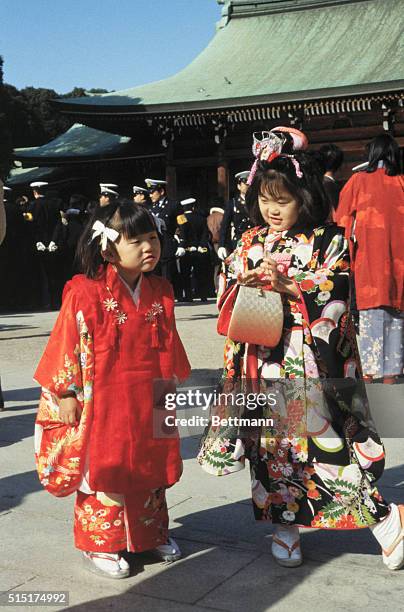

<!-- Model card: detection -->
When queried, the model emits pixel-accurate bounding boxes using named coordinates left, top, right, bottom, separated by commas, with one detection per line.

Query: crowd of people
left=0, top=176, right=251, bottom=310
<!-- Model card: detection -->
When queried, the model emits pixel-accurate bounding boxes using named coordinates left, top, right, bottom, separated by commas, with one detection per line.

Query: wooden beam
left=165, top=164, right=177, bottom=199
left=217, top=162, right=229, bottom=201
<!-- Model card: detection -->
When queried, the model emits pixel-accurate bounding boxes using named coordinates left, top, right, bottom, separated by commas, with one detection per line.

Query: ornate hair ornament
left=91, top=220, right=120, bottom=250
left=247, top=127, right=308, bottom=184
left=283, top=155, right=303, bottom=179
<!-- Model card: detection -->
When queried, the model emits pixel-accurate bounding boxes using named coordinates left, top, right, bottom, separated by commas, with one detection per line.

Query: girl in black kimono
left=198, top=150, right=404, bottom=570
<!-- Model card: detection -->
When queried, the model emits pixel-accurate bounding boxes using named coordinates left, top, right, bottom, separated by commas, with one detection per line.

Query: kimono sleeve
left=172, top=328, right=190, bottom=382
left=34, top=284, right=85, bottom=398
left=293, top=230, right=351, bottom=376
left=34, top=283, right=94, bottom=497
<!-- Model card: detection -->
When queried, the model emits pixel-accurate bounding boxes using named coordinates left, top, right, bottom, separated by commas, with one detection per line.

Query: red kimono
left=335, top=169, right=404, bottom=311
left=34, top=265, right=190, bottom=552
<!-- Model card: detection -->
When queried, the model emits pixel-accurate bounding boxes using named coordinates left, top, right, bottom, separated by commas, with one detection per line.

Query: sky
left=1, top=0, right=222, bottom=93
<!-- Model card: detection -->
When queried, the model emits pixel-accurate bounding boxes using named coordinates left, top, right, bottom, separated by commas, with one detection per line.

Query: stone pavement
left=1, top=303, right=404, bottom=612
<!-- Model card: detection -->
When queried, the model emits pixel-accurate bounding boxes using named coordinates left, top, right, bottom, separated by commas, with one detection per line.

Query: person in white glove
left=36, top=242, right=47, bottom=252
left=175, top=247, right=186, bottom=257
left=48, top=241, right=58, bottom=252
left=217, top=246, right=228, bottom=261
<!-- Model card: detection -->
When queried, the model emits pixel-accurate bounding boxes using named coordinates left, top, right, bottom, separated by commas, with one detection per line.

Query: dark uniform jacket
left=182, top=211, right=210, bottom=250
left=219, top=195, right=252, bottom=252
left=32, top=196, right=61, bottom=246
left=150, top=197, right=186, bottom=261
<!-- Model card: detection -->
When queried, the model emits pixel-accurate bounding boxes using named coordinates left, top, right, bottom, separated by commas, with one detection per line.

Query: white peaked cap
left=30, top=181, right=49, bottom=188
left=181, top=198, right=196, bottom=206
left=3, top=186, right=12, bottom=191
left=100, top=183, right=119, bottom=196
left=145, top=178, right=167, bottom=188
left=209, top=207, right=224, bottom=215
left=235, top=171, right=250, bottom=180
left=132, top=185, right=148, bottom=194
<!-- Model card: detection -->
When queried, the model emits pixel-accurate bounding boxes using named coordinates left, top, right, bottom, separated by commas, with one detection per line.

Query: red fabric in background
left=335, top=169, right=404, bottom=310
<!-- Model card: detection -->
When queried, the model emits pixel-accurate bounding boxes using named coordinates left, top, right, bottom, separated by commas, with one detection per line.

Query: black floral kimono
left=198, top=224, right=389, bottom=529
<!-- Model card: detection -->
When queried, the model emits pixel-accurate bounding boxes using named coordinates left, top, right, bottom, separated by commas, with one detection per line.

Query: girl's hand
left=258, top=258, right=299, bottom=298
left=237, top=267, right=274, bottom=287
left=59, top=395, right=83, bottom=425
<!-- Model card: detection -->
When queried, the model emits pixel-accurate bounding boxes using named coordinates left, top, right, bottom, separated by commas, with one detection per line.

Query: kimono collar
left=262, top=223, right=324, bottom=242
left=104, top=264, right=153, bottom=317
left=117, top=272, right=142, bottom=309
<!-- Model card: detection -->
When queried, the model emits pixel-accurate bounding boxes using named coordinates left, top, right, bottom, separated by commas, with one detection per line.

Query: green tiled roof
left=57, top=0, right=403, bottom=115
left=15, top=124, right=131, bottom=161
left=6, top=166, right=61, bottom=187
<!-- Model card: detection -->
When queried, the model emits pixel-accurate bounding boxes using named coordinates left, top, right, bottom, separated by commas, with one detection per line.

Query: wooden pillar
left=165, top=143, right=177, bottom=200
left=217, top=143, right=229, bottom=201
left=165, top=164, right=177, bottom=200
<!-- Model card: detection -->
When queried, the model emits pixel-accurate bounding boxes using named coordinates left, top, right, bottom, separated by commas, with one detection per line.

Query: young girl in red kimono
left=34, top=200, right=190, bottom=579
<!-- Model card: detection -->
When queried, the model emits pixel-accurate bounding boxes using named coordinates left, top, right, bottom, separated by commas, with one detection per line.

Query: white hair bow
left=91, top=220, right=119, bottom=250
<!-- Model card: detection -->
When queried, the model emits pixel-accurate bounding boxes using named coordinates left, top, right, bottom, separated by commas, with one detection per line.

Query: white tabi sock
left=370, top=504, right=404, bottom=570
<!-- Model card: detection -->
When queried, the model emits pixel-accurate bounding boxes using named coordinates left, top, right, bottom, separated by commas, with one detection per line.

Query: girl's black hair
left=76, top=198, right=158, bottom=279
left=366, top=133, right=401, bottom=176
left=246, top=152, right=330, bottom=228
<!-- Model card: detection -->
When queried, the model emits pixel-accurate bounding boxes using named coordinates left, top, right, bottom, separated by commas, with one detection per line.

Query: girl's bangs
left=259, top=170, right=295, bottom=202
left=112, top=204, right=156, bottom=238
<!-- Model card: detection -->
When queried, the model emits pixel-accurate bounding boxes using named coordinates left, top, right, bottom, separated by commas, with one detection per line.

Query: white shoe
left=382, top=505, right=404, bottom=570
left=151, top=537, right=182, bottom=562
left=271, top=525, right=302, bottom=568
left=82, top=551, right=130, bottom=579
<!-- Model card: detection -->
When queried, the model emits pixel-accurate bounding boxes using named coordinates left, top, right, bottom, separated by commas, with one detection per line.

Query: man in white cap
left=218, top=171, right=252, bottom=260
left=29, top=181, right=62, bottom=308
left=132, top=185, right=150, bottom=206
left=145, top=178, right=187, bottom=296
left=99, top=183, right=119, bottom=208
left=178, top=197, right=210, bottom=302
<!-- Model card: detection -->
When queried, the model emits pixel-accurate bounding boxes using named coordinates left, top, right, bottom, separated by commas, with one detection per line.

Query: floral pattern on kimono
left=34, top=300, right=93, bottom=497
left=198, top=224, right=389, bottom=528
left=74, top=488, right=169, bottom=553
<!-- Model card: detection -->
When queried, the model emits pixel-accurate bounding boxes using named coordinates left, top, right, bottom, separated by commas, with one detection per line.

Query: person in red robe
left=34, top=201, right=190, bottom=579
left=335, top=134, right=404, bottom=383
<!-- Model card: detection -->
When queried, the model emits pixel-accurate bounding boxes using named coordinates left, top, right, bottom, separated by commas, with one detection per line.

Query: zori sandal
left=150, top=537, right=182, bottom=562
left=82, top=551, right=130, bottom=579
left=271, top=525, right=303, bottom=568
left=382, top=505, right=404, bottom=571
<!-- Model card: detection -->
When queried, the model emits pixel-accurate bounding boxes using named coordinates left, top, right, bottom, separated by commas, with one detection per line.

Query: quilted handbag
left=227, top=285, right=284, bottom=347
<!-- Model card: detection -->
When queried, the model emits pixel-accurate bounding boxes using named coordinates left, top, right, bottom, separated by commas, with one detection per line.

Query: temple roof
left=14, top=123, right=132, bottom=165
left=6, top=165, right=63, bottom=187
left=16, top=123, right=131, bottom=159
left=56, top=0, right=403, bottom=117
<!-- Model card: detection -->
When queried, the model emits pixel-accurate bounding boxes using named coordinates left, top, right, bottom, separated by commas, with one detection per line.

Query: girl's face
left=110, top=230, right=161, bottom=278
left=258, top=186, right=299, bottom=231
